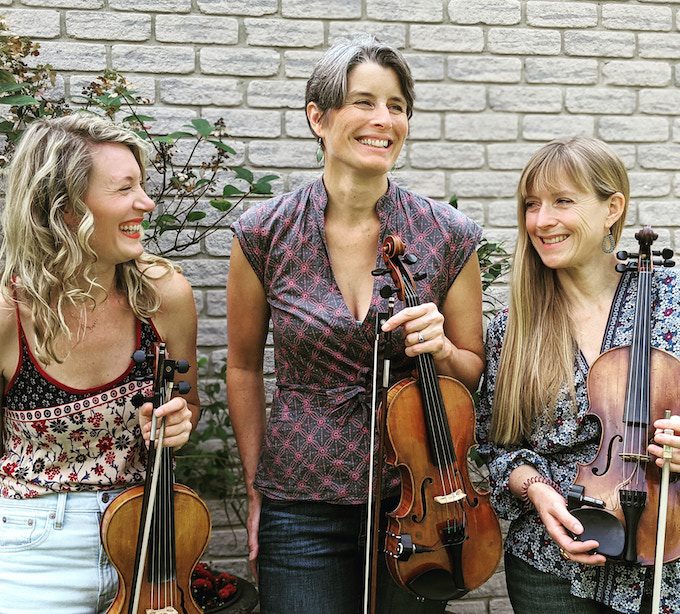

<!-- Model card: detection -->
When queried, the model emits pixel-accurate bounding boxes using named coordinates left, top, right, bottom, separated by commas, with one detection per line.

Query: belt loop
left=54, top=492, right=67, bottom=530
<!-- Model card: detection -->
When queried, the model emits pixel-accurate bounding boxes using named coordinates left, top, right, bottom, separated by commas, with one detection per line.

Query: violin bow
left=651, top=409, right=674, bottom=613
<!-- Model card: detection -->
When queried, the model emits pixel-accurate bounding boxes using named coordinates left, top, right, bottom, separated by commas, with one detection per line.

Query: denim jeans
left=258, top=497, right=448, bottom=614
left=505, top=552, right=652, bottom=614
left=0, top=490, right=121, bottom=614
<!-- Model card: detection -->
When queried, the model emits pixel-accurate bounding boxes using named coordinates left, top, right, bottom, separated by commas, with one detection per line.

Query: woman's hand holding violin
left=650, top=414, right=680, bottom=474
left=382, top=302, right=452, bottom=360
left=139, top=397, right=193, bottom=449
left=526, top=482, right=606, bottom=566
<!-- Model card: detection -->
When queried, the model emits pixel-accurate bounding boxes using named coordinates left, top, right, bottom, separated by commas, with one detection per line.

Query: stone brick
left=21, top=0, right=103, bottom=7
left=367, top=0, right=443, bottom=23
left=602, top=4, right=672, bottom=32
left=637, top=144, right=680, bottom=170
left=156, top=15, right=238, bottom=44
left=603, top=61, right=671, bottom=87
left=247, top=80, right=305, bottom=109
left=284, top=51, right=324, bottom=79
left=284, top=112, right=313, bottom=139
left=448, top=0, right=521, bottom=25
left=65, top=11, right=151, bottom=41
left=4, top=9, right=61, bottom=38
left=525, top=58, right=598, bottom=85
left=245, top=18, right=324, bottom=48
left=566, top=32, right=635, bottom=60
left=282, top=0, right=361, bottom=18
left=203, top=109, right=281, bottom=138
left=409, top=142, right=484, bottom=169
left=628, top=172, right=672, bottom=197
left=25, top=41, right=106, bottom=71
left=204, top=230, right=233, bottom=258
left=328, top=22, right=406, bottom=49
left=201, top=48, right=280, bottom=77
left=109, top=0, right=190, bottom=10
left=639, top=89, right=680, bottom=116
left=489, top=86, right=562, bottom=113
left=639, top=33, right=680, bottom=59
left=409, top=25, right=484, bottom=53
left=135, top=107, right=199, bottom=135
left=197, top=0, right=277, bottom=15
left=565, top=88, right=636, bottom=115
left=113, top=45, right=195, bottom=74
left=159, top=77, right=243, bottom=106
left=288, top=171, right=322, bottom=190
left=448, top=56, right=521, bottom=83
left=177, top=259, right=230, bottom=287
left=404, top=54, right=445, bottom=81
left=526, top=1, right=597, bottom=28
left=414, top=84, right=486, bottom=112
left=248, top=140, right=318, bottom=168
left=409, top=113, right=442, bottom=140
left=523, top=115, right=594, bottom=141
left=488, top=28, right=561, bottom=55
left=448, top=171, right=519, bottom=198
left=610, top=144, right=637, bottom=170
left=638, top=201, right=679, bottom=226
left=197, top=318, right=227, bottom=346
left=487, top=143, right=541, bottom=170
left=391, top=170, right=446, bottom=199
left=445, top=113, right=519, bottom=141
left=599, top=117, right=669, bottom=142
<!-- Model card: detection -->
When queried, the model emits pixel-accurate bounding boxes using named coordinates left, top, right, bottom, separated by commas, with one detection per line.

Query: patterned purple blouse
left=232, top=177, right=482, bottom=504
left=1, top=315, right=159, bottom=499
left=477, top=269, right=680, bottom=614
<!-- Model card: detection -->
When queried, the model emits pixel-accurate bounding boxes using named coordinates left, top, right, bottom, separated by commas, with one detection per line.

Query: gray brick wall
left=4, top=2, right=680, bottom=611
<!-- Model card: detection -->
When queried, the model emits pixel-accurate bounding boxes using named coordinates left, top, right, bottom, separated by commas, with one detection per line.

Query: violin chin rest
left=570, top=507, right=625, bottom=558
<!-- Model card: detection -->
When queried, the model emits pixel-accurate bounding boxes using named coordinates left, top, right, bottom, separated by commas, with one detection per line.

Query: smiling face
left=523, top=178, right=623, bottom=273
left=307, top=62, right=409, bottom=180
left=83, top=142, right=155, bottom=268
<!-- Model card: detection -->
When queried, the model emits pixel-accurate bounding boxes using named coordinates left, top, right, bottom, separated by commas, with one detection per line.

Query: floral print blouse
left=0, top=317, right=159, bottom=499
left=232, top=177, right=482, bottom=504
left=477, top=269, right=680, bottom=614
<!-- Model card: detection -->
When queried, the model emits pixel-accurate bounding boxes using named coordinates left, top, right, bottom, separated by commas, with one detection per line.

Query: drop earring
left=316, top=138, right=324, bottom=165
left=601, top=229, right=615, bottom=253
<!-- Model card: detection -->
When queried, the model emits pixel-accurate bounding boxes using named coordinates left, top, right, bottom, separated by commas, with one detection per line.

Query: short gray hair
left=305, top=34, right=415, bottom=139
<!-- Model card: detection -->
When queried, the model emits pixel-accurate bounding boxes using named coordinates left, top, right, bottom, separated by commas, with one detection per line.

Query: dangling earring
left=316, top=138, right=324, bottom=165
left=601, top=229, right=615, bottom=253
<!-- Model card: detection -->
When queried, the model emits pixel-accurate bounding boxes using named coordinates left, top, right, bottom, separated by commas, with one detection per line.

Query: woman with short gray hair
left=228, top=35, right=485, bottom=613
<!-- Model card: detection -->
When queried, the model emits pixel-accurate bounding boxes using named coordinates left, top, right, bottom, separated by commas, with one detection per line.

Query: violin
left=101, top=343, right=211, bottom=614
left=374, top=235, right=502, bottom=600
left=569, top=226, right=680, bottom=567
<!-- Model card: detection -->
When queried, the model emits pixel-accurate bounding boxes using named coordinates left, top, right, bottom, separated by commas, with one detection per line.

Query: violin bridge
left=619, top=453, right=650, bottom=463
left=434, top=489, right=466, bottom=504
left=146, top=608, right=179, bottom=614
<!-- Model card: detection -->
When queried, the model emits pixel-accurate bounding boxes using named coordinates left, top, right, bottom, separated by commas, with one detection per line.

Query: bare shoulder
left=0, top=291, right=20, bottom=381
left=145, top=266, right=197, bottom=337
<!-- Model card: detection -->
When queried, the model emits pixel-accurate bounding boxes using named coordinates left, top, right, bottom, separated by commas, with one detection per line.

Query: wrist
left=520, top=475, right=561, bottom=506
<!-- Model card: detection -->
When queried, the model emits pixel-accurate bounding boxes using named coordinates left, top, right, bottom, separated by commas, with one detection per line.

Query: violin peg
left=615, top=250, right=629, bottom=261
left=664, top=259, right=675, bottom=268
left=380, top=285, right=394, bottom=299
left=615, top=263, right=628, bottom=273
left=403, top=253, right=417, bottom=265
left=372, top=267, right=390, bottom=277
left=131, top=392, right=147, bottom=408
left=177, top=381, right=191, bottom=395
left=132, top=349, right=148, bottom=365
left=176, top=359, right=190, bottom=374
left=413, top=272, right=427, bottom=282
left=661, top=248, right=674, bottom=259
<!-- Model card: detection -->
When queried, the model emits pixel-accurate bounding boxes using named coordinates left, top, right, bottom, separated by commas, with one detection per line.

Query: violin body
left=579, top=345, right=680, bottom=565
left=384, top=375, right=502, bottom=599
left=102, top=483, right=210, bottom=613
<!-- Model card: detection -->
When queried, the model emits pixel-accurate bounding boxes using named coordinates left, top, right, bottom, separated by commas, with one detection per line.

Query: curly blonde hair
left=0, top=113, right=175, bottom=364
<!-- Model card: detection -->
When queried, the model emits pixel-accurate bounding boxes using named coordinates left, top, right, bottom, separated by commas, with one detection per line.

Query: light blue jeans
left=0, top=490, right=121, bottom=614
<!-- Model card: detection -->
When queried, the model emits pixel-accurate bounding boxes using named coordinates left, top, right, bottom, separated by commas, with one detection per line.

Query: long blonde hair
left=0, top=113, right=174, bottom=364
left=490, top=137, right=629, bottom=445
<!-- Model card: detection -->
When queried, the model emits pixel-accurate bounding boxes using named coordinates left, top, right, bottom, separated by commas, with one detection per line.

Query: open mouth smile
left=541, top=235, right=568, bottom=245
left=358, top=138, right=390, bottom=148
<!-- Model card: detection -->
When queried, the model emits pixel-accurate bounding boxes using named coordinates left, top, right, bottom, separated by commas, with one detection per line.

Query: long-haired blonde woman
left=0, top=114, right=199, bottom=612
left=477, top=136, right=680, bottom=614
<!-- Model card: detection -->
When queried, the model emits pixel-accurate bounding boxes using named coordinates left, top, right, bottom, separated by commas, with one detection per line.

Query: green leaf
left=0, top=83, right=25, bottom=94
left=0, top=94, right=39, bottom=106
left=190, top=118, right=212, bottom=137
left=209, top=198, right=233, bottom=212
left=208, top=139, right=236, bottom=155
left=222, top=184, right=243, bottom=197
left=195, top=178, right=211, bottom=189
left=166, top=131, right=193, bottom=140
left=252, top=180, right=274, bottom=195
left=152, top=135, right=179, bottom=144
left=122, top=114, right=155, bottom=123
left=155, top=213, right=179, bottom=226
left=232, top=166, right=253, bottom=183
left=187, top=211, right=206, bottom=222
left=258, top=174, right=279, bottom=183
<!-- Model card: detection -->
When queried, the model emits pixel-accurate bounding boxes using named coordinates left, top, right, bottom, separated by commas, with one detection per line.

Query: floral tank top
left=0, top=312, right=159, bottom=499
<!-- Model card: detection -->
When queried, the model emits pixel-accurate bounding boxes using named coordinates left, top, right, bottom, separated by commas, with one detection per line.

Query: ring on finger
left=417, top=332, right=425, bottom=344
left=559, top=548, right=571, bottom=561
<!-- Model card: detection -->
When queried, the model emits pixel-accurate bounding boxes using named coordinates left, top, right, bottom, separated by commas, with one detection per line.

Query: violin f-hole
left=411, top=477, right=433, bottom=523
left=591, top=434, right=623, bottom=476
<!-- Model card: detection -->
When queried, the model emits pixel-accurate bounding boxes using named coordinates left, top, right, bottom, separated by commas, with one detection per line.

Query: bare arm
left=140, top=268, right=200, bottom=448
left=226, top=239, right=270, bottom=579
left=382, top=252, right=485, bottom=392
